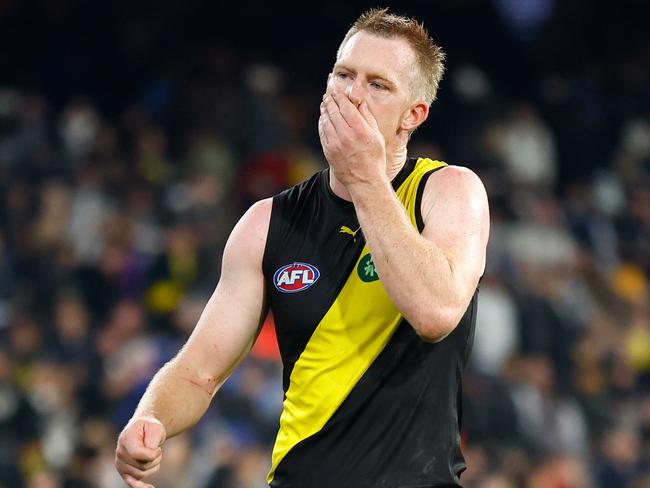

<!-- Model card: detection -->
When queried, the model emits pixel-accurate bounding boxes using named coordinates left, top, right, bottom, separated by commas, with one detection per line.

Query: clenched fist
left=115, top=417, right=166, bottom=488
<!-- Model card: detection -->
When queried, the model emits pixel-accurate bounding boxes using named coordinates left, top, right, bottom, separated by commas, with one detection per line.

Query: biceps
left=421, top=197, right=489, bottom=285
left=175, top=268, right=267, bottom=383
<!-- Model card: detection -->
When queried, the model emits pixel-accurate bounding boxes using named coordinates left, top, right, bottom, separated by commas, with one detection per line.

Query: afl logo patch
left=273, top=262, right=320, bottom=293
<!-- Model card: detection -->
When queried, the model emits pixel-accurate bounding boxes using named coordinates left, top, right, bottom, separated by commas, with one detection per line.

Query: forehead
left=336, top=31, right=416, bottom=84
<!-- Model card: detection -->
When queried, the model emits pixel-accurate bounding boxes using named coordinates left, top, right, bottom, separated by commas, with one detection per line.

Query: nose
left=346, top=80, right=364, bottom=107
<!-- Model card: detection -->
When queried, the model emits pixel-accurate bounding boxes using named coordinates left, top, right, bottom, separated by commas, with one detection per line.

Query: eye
left=336, top=72, right=350, bottom=80
left=370, top=81, right=386, bottom=90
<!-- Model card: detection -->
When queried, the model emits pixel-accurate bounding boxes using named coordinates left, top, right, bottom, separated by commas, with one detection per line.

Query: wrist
left=131, top=412, right=163, bottom=426
left=347, top=173, right=392, bottom=203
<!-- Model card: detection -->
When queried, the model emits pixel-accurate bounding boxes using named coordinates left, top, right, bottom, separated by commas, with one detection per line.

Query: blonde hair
left=337, top=8, right=446, bottom=104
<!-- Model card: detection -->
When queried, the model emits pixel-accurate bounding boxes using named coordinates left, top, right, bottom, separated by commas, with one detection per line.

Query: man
left=115, top=8, right=489, bottom=488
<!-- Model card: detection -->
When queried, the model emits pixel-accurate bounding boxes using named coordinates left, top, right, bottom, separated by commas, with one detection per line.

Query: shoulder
left=224, top=198, right=273, bottom=266
left=243, top=198, right=273, bottom=226
left=420, top=165, right=490, bottom=230
left=426, top=165, right=486, bottom=197
left=422, top=165, right=488, bottom=210
left=276, top=170, right=326, bottom=203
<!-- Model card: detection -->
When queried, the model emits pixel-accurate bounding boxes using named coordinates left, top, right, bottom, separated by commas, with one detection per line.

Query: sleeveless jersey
left=262, top=157, right=478, bottom=487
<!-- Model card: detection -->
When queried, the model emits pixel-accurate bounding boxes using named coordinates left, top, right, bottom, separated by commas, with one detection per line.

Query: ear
left=400, top=100, right=429, bottom=132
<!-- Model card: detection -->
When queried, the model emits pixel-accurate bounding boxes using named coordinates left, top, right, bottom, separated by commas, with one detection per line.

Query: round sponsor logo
left=273, top=262, right=320, bottom=293
left=358, top=253, right=379, bottom=282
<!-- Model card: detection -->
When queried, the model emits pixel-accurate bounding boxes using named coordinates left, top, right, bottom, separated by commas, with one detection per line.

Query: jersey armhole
left=414, top=166, right=446, bottom=233
left=262, top=196, right=282, bottom=279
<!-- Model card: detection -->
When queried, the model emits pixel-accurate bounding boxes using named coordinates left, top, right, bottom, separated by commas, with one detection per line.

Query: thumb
left=143, top=419, right=166, bottom=449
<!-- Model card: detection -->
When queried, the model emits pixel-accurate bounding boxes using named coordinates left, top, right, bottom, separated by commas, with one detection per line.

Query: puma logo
left=339, top=225, right=361, bottom=238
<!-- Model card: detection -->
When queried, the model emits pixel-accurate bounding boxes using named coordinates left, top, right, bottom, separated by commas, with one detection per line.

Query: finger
left=318, top=104, right=330, bottom=146
left=121, top=435, right=160, bottom=463
left=318, top=116, right=329, bottom=147
left=357, top=101, right=380, bottom=131
left=323, top=94, right=349, bottom=133
left=319, top=103, right=338, bottom=144
left=118, top=459, right=162, bottom=480
left=123, top=473, right=151, bottom=488
left=331, top=90, right=364, bottom=128
left=143, top=420, right=165, bottom=449
left=124, top=474, right=155, bottom=488
left=137, top=454, right=162, bottom=472
left=117, top=439, right=157, bottom=460
left=116, top=445, right=162, bottom=471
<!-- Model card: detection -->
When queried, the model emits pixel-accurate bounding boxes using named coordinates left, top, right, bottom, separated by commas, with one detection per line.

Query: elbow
left=409, top=304, right=466, bottom=343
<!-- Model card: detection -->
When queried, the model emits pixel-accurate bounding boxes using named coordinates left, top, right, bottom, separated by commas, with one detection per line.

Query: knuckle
left=128, top=468, right=145, bottom=480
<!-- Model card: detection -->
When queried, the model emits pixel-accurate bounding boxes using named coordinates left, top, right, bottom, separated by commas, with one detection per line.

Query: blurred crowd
left=1, top=1, right=649, bottom=487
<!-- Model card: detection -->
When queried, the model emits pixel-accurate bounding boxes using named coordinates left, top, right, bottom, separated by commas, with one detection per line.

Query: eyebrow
left=333, top=63, right=398, bottom=89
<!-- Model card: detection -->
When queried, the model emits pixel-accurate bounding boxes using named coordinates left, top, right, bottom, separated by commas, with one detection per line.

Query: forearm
left=132, top=359, right=218, bottom=438
left=349, top=177, right=467, bottom=339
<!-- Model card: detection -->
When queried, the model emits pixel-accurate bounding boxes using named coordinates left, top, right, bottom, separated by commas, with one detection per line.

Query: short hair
left=337, top=8, right=446, bottom=104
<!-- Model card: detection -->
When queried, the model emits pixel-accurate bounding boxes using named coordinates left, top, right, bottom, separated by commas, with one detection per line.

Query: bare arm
left=348, top=166, right=489, bottom=341
left=133, top=198, right=271, bottom=433
left=115, top=198, right=272, bottom=487
left=319, top=88, right=489, bottom=342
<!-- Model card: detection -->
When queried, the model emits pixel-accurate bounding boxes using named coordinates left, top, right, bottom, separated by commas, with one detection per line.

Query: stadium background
left=1, top=0, right=649, bottom=486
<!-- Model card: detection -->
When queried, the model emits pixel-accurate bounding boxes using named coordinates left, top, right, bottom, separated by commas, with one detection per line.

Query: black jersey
left=262, top=157, right=478, bottom=488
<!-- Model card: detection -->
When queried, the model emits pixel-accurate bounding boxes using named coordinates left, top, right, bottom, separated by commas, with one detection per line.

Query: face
left=328, top=31, right=426, bottom=147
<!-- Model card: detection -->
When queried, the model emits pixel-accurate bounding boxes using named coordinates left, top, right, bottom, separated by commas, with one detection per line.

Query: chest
left=265, top=208, right=365, bottom=334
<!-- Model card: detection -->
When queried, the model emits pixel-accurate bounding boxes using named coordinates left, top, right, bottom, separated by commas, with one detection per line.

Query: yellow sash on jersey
left=268, top=158, right=447, bottom=482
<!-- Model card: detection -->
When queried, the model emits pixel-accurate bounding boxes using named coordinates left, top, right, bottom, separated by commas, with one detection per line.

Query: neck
left=329, top=144, right=408, bottom=202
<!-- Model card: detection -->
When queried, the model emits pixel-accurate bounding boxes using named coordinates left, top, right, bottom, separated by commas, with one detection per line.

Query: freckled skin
left=115, top=26, right=490, bottom=488
left=319, top=32, right=490, bottom=340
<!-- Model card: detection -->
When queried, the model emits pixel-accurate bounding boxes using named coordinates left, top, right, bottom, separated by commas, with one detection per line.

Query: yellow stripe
left=268, top=158, right=446, bottom=482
